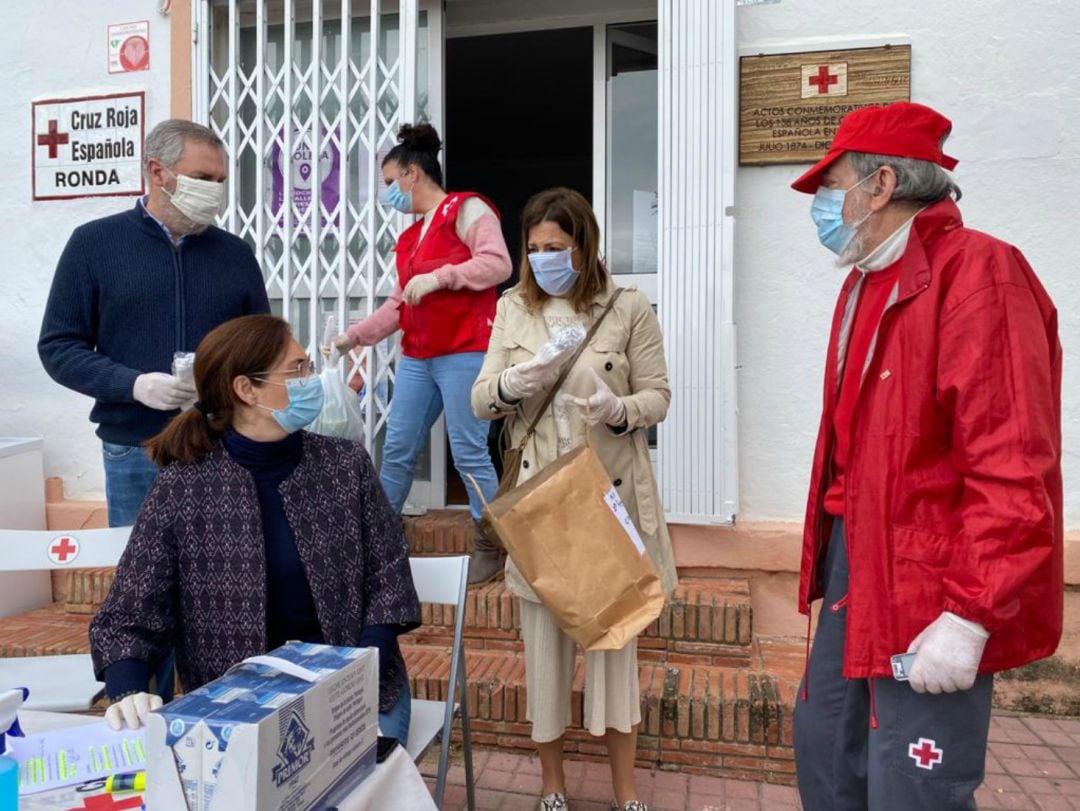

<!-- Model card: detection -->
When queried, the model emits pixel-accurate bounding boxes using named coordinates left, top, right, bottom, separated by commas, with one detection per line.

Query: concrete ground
left=420, top=712, right=1080, bottom=810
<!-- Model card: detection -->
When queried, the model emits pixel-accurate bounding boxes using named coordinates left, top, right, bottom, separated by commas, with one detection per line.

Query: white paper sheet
left=10, top=721, right=146, bottom=795
left=604, top=487, right=647, bottom=555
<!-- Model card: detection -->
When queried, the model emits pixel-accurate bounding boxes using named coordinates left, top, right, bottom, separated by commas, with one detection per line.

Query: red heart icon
left=119, top=35, right=149, bottom=72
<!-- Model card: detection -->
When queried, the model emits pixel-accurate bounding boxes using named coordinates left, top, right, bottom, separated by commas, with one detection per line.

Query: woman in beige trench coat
left=472, top=187, right=676, bottom=811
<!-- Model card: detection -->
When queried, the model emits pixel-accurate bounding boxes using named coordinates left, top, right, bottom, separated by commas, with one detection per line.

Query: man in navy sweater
left=39, top=119, right=270, bottom=528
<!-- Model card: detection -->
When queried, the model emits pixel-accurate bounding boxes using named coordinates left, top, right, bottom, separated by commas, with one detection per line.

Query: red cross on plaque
left=808, top=65, right=839, bottom=95
left=908, top=737, right=943, bottom=770
left=37, top=119, right=70, bottom=159
left=50, top=536, right=78, bottom=563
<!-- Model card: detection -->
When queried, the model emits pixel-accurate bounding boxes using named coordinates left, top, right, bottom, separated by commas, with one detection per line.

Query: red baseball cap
left=791, top=102, right=959, bottom=194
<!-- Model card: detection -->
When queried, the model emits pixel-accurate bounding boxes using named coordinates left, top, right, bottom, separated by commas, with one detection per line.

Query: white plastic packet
left=308, top=347, right=365, bottom=441
left=534, top=323, right=587, bottom=366
left=172, top=352, right=197, bottom=411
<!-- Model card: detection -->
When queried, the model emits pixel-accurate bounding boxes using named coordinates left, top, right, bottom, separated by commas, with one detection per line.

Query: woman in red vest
left=335, top=124, right=511, bottom=584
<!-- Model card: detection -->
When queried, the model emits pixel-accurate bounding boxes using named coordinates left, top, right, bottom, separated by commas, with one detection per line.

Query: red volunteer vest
left=394, top=191, right=499, bottom=359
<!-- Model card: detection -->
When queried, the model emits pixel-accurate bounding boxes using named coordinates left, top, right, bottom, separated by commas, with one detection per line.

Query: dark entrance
left=443, top=26, right=594, bottom=507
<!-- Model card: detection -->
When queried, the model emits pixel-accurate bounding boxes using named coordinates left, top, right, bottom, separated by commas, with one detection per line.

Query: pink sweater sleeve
left=433, top=213, right=512, bottom=291
left=345, top=284, right=403, bottom=346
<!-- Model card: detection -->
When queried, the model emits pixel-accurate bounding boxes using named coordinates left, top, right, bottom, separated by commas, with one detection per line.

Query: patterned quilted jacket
left=89, top=432, right=421, bottom=711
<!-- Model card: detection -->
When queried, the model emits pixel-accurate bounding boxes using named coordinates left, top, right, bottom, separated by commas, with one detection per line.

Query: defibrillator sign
left=32, top=90, right=145, bottom=201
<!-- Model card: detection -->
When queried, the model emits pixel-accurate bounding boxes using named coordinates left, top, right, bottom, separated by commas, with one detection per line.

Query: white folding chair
left=406, top=555, right=475, bottom=811
left=0, top=526, right=131, bottom=711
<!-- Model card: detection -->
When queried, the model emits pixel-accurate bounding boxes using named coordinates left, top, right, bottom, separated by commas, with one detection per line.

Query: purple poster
left=270, top=126, right=340, bottom=227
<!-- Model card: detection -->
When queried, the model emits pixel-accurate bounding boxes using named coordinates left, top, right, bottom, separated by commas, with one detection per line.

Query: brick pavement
left=421, top=712, right=1080, bottom=810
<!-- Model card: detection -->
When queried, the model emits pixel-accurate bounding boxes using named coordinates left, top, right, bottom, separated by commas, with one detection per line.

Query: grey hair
left=143, top=119, right=224, bottom=174
left=849, top=151, right=962, bottom=203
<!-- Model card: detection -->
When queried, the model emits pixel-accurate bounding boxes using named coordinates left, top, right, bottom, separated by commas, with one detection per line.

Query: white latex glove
left=907, top=611, right=989, bottom=694
left=105, top=692, right=163, bottom=731
left=402, top=272, right=443, bottom=305
left=499, top=330, right=584, bottom=401
left=133, top=373, right=197, bottom=411
left=331, top=332, right=356, bottom=354
left=568, top=368, right=627, bottom=427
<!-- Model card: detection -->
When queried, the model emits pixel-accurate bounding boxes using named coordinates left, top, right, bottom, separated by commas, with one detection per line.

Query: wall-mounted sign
left=109, top=21, right=150, bottom=74
left=32, top=91, right=145, bottom=201
left=739, top=44, right=911, bottom=165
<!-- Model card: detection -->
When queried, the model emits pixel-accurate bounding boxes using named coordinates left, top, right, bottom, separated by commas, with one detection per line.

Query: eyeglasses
left=251, top=358, right=316, bottom=384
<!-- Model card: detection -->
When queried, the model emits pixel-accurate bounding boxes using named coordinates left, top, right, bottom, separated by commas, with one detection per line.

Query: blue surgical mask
left=810, top=174, right=875, bottom=255
left=528, top=248, right=580, bottom=297
left=259, top=376, right=325, bottom=434
left=384, top=178, right=413, bottom=213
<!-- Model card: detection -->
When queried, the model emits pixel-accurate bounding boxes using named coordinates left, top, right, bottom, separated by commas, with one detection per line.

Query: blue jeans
left=102, top=442, right=159, bottom=528
left=379, top=680, right=412, bottom=745
left=380, top=353, right=498, bottom=521
left=102, top=441, right=174, bottom=701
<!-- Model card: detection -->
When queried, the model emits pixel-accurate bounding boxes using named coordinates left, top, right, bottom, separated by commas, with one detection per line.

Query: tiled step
left=405, top=578, right=755, bottom=667
left=404, top=510, right=475, bottom=555
left=51, top=567, right=116, bottom=614
left=0, top=603, right=93, bottom=656
left=402, top=642, right=796, bottom=783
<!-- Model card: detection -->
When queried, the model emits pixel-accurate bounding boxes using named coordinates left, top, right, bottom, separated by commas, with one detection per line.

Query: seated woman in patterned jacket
left=89, top=314, right=421, bottom=744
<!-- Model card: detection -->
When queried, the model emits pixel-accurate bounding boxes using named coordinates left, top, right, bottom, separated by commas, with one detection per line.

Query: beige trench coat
left=471, top=281, right=678, bottom=602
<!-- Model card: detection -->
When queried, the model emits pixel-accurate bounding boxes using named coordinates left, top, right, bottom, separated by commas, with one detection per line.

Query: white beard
left=834, top=198, right=873, bottom=267
left=836, top=226, right=870, bottom=267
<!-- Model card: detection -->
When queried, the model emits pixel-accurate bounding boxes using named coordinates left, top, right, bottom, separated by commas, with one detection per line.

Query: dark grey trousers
left=793, top=520, right=993, bottom=811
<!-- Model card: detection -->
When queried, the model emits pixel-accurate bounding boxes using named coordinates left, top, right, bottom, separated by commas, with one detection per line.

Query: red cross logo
left=37, top=119, right=70, bottom=159
left=67, top=793, right=144, bottom=811
left=808, top=65, right=839, bottom=95
left=908, top=737, right=943, bottom=770
left=49, top=535, right=80, bottom=565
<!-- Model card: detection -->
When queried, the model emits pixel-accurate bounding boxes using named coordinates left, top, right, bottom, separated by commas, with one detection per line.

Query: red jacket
left=395, top=191, right=499, bottom=359
left=800, top=199, right=1063, bottom=678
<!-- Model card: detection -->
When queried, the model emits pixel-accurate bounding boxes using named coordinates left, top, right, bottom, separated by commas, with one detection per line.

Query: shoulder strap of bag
left=516, top=287, right=626, bottom=447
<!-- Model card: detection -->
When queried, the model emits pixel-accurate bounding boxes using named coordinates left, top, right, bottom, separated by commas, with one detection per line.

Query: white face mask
left=164, top=169, right=225, bottom=226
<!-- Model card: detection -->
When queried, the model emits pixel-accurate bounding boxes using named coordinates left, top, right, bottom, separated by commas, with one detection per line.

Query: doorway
left=442, top=26, right=594, bottom=507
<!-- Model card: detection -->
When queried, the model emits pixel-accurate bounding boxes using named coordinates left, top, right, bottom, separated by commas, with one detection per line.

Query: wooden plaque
left=739, top=44, right=911, bottom=166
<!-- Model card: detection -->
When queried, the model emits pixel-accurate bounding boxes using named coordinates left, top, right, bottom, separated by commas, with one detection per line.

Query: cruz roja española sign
left=32, top=90, right=146, bottom=201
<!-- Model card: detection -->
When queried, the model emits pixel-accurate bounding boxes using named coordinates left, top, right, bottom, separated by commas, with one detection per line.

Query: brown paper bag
left=477, top=443, right=665, bottom=651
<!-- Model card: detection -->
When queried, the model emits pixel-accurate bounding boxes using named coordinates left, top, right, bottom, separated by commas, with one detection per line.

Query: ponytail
left=145, top=405, right=228, bottom=467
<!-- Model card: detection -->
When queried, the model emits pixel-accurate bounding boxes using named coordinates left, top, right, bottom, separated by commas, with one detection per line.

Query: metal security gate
left=193, top=0, right=446, bottom=504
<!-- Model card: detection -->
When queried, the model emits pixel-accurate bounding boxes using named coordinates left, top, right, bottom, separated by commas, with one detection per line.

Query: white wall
left=1, top=3, right=172, bottom=499
left=734, top=0, right=1080, bottom=527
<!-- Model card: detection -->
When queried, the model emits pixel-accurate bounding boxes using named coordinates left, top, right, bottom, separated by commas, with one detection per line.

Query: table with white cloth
left=17, top=710, right=438, bottom=811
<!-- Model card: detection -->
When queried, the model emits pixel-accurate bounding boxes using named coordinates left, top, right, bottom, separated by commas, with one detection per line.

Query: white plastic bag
left=308, top=347, right=365, bottom=441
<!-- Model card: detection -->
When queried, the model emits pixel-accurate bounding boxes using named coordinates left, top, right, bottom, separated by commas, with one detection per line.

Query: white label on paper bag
left=604, top=487, right=646, bottom=556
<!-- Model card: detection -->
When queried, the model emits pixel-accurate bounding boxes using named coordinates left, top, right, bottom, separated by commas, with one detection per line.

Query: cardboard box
left=146, top=643, right=379, bottom=811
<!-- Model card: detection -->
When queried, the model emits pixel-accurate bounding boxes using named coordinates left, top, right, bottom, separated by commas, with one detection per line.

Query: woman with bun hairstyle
left=334, top=123, right=511, bottom=585
left=91, top=314, right=421, bottom=744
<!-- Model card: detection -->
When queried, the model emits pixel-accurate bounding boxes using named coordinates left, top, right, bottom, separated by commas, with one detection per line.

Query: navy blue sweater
left=38, top=202, right=270, bottom=446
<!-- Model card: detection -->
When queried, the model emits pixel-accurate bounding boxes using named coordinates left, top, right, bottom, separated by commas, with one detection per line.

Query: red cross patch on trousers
left=909, top=737, right=944, bottom=770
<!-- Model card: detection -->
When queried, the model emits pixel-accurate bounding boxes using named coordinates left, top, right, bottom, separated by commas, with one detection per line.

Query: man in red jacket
left=791, top=102, right=1063, bottom=810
